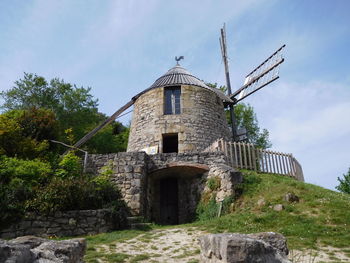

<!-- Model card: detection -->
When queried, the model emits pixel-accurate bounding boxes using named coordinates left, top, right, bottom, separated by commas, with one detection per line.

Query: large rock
left=199, top=232, right=291, bottom=263
left=0, top=236, right=86, bottom=263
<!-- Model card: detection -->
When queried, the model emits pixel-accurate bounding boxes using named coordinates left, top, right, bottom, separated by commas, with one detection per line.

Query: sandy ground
left=96, top=227, right=206, bottom=263
left=93, top=227, right=350, bottom=263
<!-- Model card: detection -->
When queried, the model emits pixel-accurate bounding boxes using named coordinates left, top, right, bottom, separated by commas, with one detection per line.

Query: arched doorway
left=147, top=163, right=209, bottom=225
left=160, top=177, right=178, bottom=225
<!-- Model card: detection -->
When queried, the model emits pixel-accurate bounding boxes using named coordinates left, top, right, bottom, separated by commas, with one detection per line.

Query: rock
left=199, top=232, right=291, bottom=263
left=68, top=218, right=77, bottom=226
left=273, top=204, right=284, bottom=211
left=284, top=193, right=299, bottom=203
left=9, top=236, right=47, bottom=249
left=251, top=232, right=289, bottom=256
left=32, top=238, right=86, bottom=263
left=257, top=198, right=266, bottom=207
left=0, top=239, right=34, bottom=263
left=0, top=236, right=86, bottom=263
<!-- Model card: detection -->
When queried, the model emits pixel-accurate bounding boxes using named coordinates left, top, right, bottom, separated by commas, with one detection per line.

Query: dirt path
left=91, top=227, right=350, bottom=263
left=95, top=227, right=206, bottom=263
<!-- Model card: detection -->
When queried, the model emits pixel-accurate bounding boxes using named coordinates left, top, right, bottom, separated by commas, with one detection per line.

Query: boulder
left=0, top=236, right=86, bottom=263
left=199, top=232, right=291, bottom=263
left=0, top=239, right=34, bottom=263
left=31, top=238, right=86, bottom=263
left=257, top=198, right=266, bottom=207
left=273, top=204, right=284, bottom=211
left=284, top=193, right=299, bottom=203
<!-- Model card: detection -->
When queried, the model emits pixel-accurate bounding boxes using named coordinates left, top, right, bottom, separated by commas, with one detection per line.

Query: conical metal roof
left=133, top=65, right=232, bottom=103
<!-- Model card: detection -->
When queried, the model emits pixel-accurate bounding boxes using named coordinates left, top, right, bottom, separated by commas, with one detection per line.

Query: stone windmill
left=73, top=25, right=285, bottom=152
left=78, top=25, right=291, bottom=225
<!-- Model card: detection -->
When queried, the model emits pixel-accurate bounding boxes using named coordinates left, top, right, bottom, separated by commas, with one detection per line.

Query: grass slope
left=83, top=170, right=350, bottom=262
left=193, top=170, right=350, bottom=250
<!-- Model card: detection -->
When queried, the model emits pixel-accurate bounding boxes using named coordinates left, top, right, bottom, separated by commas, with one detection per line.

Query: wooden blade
left=72, top=100, right=134, bottom=149
left=231, top=44, right=285, bottom=103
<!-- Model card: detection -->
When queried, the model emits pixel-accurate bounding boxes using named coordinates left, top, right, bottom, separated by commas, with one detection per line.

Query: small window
left=163, top=134, right=178, bottom=153
left=164, top=86, right=181, bottom=115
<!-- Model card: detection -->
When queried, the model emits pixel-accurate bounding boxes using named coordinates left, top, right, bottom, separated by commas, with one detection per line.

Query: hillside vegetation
left=83, top=171, right=350, bottom=262
left=193, top=170, right=350, bottom=250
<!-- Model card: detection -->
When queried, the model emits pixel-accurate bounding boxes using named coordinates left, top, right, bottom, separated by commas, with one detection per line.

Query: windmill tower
left=73, top=26, right=285, bottom=150
left=127, top=62, right=233, bottom=154
left=77, top=25, right=300, bottom=226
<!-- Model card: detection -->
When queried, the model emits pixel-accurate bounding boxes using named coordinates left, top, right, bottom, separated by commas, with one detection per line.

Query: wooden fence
left=207, top=139, right=304, bottom=181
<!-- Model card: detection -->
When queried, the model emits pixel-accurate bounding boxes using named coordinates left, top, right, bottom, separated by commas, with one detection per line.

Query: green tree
left=1, top=73, right=129, bottom=153
left=336, top=168, right=350, bottom=194
left=0, top=73, right=101, bottom=141
left=207, top=83, right=271, bottom=149
left=0, top=109, right=57, bottom=158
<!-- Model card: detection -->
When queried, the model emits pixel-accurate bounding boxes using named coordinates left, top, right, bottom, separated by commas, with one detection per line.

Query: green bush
left=26, top=175, right=127, bottom=216
left=207, top=176, right=221, bottom=191
left=0, top=156, right=52, bottom=185
left=196, top=193, right=235, bottom=221
left=55, top=152, right=82, bottom=179
left=196, top=195, right=219, bottom=221
left=0, top=154, right=128, bottom=230
left=0, top=156, right=52, bottom=228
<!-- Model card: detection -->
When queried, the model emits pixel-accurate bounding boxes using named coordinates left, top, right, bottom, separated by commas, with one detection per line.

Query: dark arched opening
left=147, top=163, right=209, bottom=225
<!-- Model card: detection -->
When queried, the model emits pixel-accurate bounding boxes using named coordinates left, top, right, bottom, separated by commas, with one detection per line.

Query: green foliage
left=100, top=160, right=114, bottom=176
left=0, top=73, right=130, bottom=153
left=55, top=152, right=82, bottom=179
left=207, top=83, right=271, bottom=149
left=196, top=194, right=219, bottom=221
left=336, top=167, right=350, bottom=194
left=26, top=175, right=125, bottom=215
left=206, top=176, right=221, bottom=191
left=0, top=156, right=52, bottom=185
left=0, top=154, right=127, bottom=229
left=234, top=104, right=271, bottom=149
left=193, top=171, right=350, bottom=250
left=0, top=156, right=52, bottom=228
left=0, top=110, right=55, bottom=158
left=196, top=193, right=234, bottom=221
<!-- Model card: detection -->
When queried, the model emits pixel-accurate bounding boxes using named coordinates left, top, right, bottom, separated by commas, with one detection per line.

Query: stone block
left=199, top=232, right=290, bottom=263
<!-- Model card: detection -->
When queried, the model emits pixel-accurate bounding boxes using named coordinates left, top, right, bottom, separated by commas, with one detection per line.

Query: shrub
left=207, top=176, right=221, bottom=191
left=0, top=156, right=52, bottom=185
left=0, top=156, right=52, bottom=228
left=336, top=167, right=350, bottom=194
left=196, top=193, right=235, bottom=221
left=26, top=175, right=127, bottom=217
left=54, top=152, right=82, bottom=179
left=196, top=194, right=219, bottom=221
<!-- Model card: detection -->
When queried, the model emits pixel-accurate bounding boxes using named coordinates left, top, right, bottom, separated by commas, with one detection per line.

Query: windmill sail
left=72, top=100, right=134, bottom=150
left=231, top=44, right=285, bottom=103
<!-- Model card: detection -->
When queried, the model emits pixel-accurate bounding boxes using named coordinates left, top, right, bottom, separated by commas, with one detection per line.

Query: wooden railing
left=207, top=139, right=304, bottom=181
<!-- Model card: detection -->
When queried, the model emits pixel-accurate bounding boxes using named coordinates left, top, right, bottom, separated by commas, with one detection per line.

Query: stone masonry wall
left=0, top=209, right=116, bottom=239
left=86, top=152, right=242, bottom=223
left=127, top=85, right=232, bottom=153
left=86, top=152, right=148, bottom=216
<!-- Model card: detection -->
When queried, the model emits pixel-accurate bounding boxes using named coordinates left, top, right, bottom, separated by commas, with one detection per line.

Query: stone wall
left=86, top=152, right=148, bottom=216
left=0, top=209, right=117, bottom=239
left=127, top=85, right=231, bottom=153
left=86, top=152, right=242, bottom=224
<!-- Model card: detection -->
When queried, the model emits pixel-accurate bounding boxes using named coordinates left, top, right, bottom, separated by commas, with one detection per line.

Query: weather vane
left=175, top=56, right=184, bottom=65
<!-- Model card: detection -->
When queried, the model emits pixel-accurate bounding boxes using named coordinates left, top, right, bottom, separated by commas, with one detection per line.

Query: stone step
left=130, top=223, right=152, bottom=230
left=126, top=216, right=144, bottom=224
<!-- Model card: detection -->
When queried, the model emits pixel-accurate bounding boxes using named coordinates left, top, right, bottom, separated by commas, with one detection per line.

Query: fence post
left=243, top=143, right=247, bottom=169
left=233, top=142, right=238, bottom=168
left=229, top=142, right=234, bottom=167
left=252, top=144, right=257, bottom=171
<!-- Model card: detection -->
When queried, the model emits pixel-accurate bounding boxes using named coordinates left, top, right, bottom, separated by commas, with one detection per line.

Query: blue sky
left=0, top=0, right=349, bottom=190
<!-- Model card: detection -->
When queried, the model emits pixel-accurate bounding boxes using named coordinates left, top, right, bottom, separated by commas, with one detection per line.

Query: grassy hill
left=83, top=170, right=350, bottom=262
left=193, top=170, right=350, bottom=251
